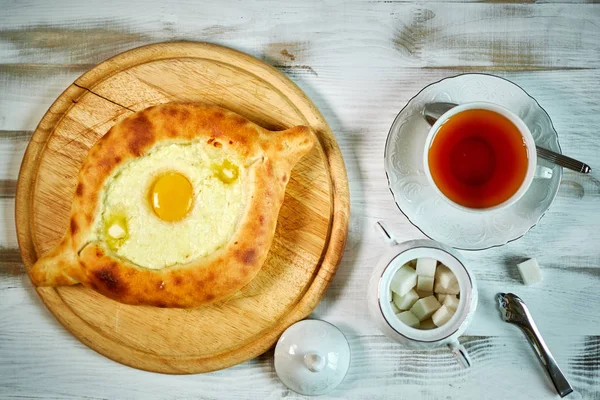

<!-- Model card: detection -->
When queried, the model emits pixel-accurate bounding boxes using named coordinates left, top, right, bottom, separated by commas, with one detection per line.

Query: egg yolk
left=150, top=172, right=194, bottom=222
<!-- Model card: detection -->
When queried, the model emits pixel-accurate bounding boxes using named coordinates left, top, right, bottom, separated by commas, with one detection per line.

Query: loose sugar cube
left=416, top=257, right=437, bottom=277
left=390, top=301, right=400, bottom=314
left=390, top=265, right=417, bottom=296
left=432, top=305, right=455, bottom=327
left=436, top=293, right=447, bottom=303
left=442, top=294, right=459, bottom=311
left=410, top=295, right=441, bottom=321
left=396, top=311, right=420, bottom=328
left=517, top=258, right=543, bottom=285
left=417, top=275, right=434, bottom=292
left=392, top=289, right=419, bottom=310
left=419, top=319, right=437, bottom=330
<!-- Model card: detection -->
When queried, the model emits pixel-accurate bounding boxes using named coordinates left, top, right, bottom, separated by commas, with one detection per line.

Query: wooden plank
left=0, top=3, right=598, bottom=69
left=0, top=131, right=30, bottom=182
left=0, top=179, right=16, bottom=198
left=0, top=247, right=22, bottom=270
left=0, top=287, right=597, bottom=400
left=1, top=4, right=599, bottom=132
left=0, top=64, right=87, bottom=132
left=0, top=199, right=17, bottom=249
left=2, top=66, right=600, bottom=137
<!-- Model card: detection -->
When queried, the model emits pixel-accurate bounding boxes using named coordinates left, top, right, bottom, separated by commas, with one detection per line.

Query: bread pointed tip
left=268, top=125, right=316, bottom=165
left=29, top=242, right=81, bottom=287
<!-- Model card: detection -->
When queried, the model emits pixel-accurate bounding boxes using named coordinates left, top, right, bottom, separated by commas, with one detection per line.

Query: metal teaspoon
left=423, top=102, right=591, bottom=174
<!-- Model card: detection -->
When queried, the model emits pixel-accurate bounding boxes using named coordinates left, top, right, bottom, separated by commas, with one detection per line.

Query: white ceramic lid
left=274, top=319, right=350, bottom=396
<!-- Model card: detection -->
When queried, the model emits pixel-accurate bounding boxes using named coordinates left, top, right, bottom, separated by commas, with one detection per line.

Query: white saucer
left=384, top=74, right=562, bottom=250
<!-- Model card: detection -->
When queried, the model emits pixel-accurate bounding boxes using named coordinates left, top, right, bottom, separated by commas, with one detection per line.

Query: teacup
left=367, top=222, right=478, bottom=368
left=423, top=102, right=553, bottom=212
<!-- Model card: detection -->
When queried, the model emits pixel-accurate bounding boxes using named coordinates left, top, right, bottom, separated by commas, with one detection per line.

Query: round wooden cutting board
left=15, top=42, right=349, bottom=374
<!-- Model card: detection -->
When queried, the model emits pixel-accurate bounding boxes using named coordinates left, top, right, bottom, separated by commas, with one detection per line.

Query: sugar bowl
left=367, top=222, right=478, bottom=368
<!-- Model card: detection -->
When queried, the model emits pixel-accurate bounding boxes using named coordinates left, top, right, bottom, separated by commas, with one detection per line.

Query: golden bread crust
left=29, top=103, right=315, bottom=308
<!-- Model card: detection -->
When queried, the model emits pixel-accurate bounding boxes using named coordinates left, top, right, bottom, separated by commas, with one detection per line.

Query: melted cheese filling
left=92, top=142, right=245, bottom=269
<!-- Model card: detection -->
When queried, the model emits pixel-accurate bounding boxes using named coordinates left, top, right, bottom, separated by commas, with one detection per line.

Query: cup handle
left=448, top=339, right=472, bottom=369
left=374, top=221, right=398, bottom=246
left=534, top=165, right=553, bottom=179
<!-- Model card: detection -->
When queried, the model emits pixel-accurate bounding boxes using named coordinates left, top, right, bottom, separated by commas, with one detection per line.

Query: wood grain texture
left=2, top=3, right=600, bottom=132
left=1, top=0, right=599, bottom=399
left=15, top=42, right=350, bottom=373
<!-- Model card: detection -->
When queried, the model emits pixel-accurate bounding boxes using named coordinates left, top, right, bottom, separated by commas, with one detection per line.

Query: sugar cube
left=434, top=265, right=460, bottom=294
left=416, top=290, right=433, bottom=298
left=436, top=293, right=447, bottom=303
left=419, top=319, right=437, bottom=330
left=442, top=294, right=459, bottom=311
left=416, top=257, right=437, bottom=277
left=432, top=305, right=455, bottom=327
left=390, top=301, right=400, bottom=314
left=517, top=258, right=543, bottom=285
left=417, top=275, right=434, bottom=292
left=396, top=311, right=420, bottom=328
left=390, top=265, right=417, bottom=296
left=410, top=295, right=441, bottom=321
left=392, top=289, right=419, bottom=311
left=435, top=265, right=454, bottom=287
left=434, top=282, right=460, bottom=295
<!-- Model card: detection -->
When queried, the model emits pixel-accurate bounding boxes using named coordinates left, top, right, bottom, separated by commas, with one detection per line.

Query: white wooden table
left=1, top=1, right=599, bottom=399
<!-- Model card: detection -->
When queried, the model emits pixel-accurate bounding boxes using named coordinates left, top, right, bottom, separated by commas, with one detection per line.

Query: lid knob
left=304, top=352, right=325, bottom=372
